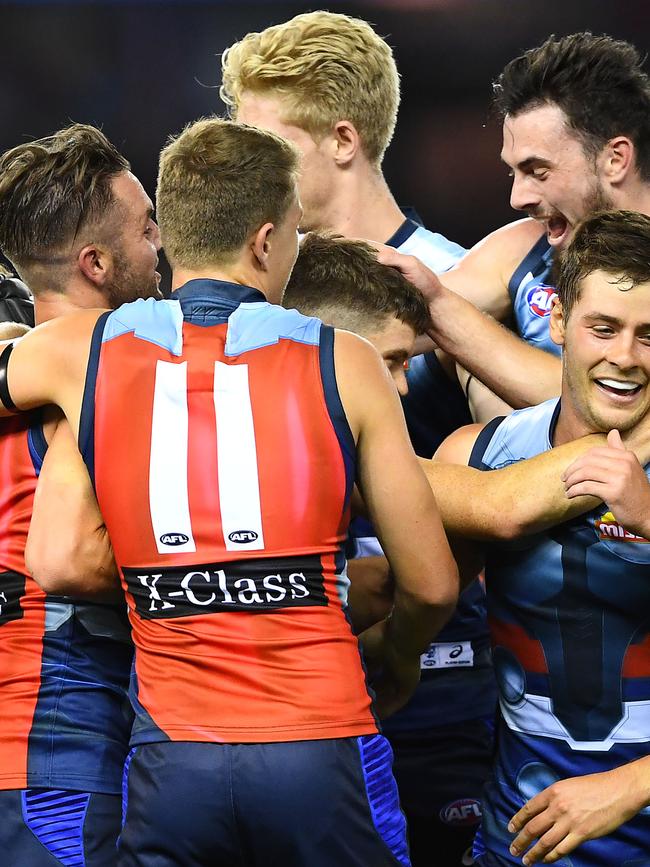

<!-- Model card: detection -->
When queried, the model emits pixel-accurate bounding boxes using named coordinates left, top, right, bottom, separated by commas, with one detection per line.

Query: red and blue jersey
left=0, top=416, right=132, bottom=794
left=470, top=400, right=650, bottom=865
left=80, top=279, right=377, bottom=745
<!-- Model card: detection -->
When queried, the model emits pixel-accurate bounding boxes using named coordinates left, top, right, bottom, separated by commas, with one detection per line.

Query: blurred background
left=1, top=0, right=647, bottom=269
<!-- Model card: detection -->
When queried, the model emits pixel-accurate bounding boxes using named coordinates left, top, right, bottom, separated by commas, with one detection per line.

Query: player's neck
left=319, top=164, right=405, bottom=243
left=170, top=264, right=270, bottom=299
left=34, top=282, right=108, bottom=325
left=553, top=396, right=604, bottom=447
left=614, top=178, right=650, bottom=219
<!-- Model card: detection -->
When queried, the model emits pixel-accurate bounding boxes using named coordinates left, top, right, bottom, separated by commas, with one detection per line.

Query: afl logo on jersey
left=228, top=530, right=259, bottom=544
left=439, top=798, right=482, bottom=827
left=160, top=533, right=190, bottom=546
left=526, top=284, right=558, bottom=318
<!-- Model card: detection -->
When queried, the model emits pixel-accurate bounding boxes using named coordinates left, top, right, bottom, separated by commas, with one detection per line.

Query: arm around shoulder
left=26, top=417, right=121, bottom=600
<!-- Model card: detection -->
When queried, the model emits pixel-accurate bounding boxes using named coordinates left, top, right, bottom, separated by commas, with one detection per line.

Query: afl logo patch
left=228, top=530, right=259, bottom=544
left=159, top=533, right=190, bottom=546
left=439, top=798, right=482, bottom=827
left=526, top=284, right=557, bottom=318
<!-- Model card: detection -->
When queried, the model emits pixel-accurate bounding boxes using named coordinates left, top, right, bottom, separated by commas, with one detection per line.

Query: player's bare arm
left=377, top=230, right=563, bottom=409
left=26, top=415, right=120, bottom=599
left=0, top=309, right=103, bottom=433
left=346, top=556, right=393, bottom=635
left=426, top=416, right=650, bottom=542
left=335, top=329, right=458, bottom=715
left=444, top=218, right=544, bottom=322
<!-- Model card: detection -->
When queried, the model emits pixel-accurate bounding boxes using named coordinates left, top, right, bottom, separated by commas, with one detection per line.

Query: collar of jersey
left=174, top=278, right=266, bottom=309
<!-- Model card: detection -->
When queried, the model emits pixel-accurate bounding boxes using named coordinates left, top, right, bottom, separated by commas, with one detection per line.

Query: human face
left=552, top=270, right=650, bottom=439
left=267, top=192, right=303, bottom=306
left=501, top=104, right=612, bottom=250
left=363, top=316, right=417, bottom=396
left=236, top=92, right=336, bottom=233
left=104, top=171, right=162, bottom=307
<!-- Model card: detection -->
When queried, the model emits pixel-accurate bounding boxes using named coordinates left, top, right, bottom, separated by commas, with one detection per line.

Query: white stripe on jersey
left=213, top=362, right=265, bottom=552
left=149, top=360, right=197, bottom=554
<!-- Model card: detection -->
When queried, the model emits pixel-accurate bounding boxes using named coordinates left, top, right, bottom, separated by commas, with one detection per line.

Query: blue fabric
left=22, top=788, right=89, bottom=866
left=358, top=734, right=410, bottom=867
left=474, top=402, right=650, bottom=865
left=102, top=297, right=185, bottom=355
left=507, top=234, right=560, bottom=355
left=225, top=299, right=321, bottom=356
left=26, top=600, right=133, bottom=794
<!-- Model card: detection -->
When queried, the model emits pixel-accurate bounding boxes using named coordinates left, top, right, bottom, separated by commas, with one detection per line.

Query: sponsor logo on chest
left=526, top=284, right=558, bottom=318
left=595, top=511, right=649, bottom=544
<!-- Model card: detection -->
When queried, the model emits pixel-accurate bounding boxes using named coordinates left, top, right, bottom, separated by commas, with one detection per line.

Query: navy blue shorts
left=389, top=716, right=495, bottom=866
left=118, top=735, right=410, bottom=866
left=0, top=788, right=122, bottom=866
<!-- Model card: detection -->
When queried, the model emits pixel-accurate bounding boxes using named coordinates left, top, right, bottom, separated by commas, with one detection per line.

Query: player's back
left=83, top=279, right=377, bottom=746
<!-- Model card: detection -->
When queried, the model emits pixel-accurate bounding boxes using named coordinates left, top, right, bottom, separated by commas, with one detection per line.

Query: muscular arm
left=0, top=310, right=103, bottom=435
left=378, top=221, right=563, bottom=407
left=335, top=330, right=458, bottom=715
left=26, top=416, right=121, bottom=599
left=424, top=409, right=650, bottom=541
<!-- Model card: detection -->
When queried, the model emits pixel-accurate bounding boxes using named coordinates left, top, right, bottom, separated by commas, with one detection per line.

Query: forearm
left=423, top=436, right=607, bottom=540
left=427, top=289, right=561, bottom=407
left=386, top=585, right=455, bottom=658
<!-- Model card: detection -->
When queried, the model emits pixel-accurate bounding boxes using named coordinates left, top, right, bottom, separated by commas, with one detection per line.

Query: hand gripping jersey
left=0, top=416, right=133, bottom=793
left=470, top=400, right=650, bottom=866
left=508, top=233, right=559, bottom=356
left=81, top=279, right=377, bottom=745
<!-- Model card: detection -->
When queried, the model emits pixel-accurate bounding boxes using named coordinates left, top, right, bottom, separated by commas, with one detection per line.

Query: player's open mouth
left=545, top=215, right=570, bottom=247
left=595, top=378, right=643, bottom=399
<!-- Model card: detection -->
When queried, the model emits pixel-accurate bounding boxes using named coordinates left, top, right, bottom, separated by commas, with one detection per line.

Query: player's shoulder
left=434, top=423, right=485, bottom=466
left=398, top=225, right=466, bottom=273
left=469, top=218, right=545, bottom=264
left=28, top=307, right=108, bottom=344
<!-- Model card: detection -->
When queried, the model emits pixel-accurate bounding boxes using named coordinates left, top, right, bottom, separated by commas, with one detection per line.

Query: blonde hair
left=220, top=11, right=400, bottom=166
left=157, top=117, right=299, bottom=269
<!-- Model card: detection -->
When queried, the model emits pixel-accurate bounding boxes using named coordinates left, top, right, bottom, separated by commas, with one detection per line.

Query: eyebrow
left=501, top=155, right=552, bottom=171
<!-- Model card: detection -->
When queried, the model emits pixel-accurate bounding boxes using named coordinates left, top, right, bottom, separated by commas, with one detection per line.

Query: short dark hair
left=0, top=123, right=130, bottom=283
left=284, top=233, right=432, bottom=335
left=493, top=33, right=650, bottom=180
left=554, top=209, right=650, bottom=317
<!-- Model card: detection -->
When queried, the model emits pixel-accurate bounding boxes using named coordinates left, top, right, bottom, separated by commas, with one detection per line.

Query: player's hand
left=562, top=429, right=650, bottom=538
left=373, top=244, right=446, bottom=304
left=358, top=618, right=421, bottom=719
left=507, top=766, right=645, bottom=864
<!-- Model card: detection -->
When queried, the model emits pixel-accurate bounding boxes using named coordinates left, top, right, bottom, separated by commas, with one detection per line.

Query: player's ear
left=332, top=120, right=360, bottom=166
left=251, top=222, right=274, bottom=271
left=77, top=244, right=110, bottom=288
left=601, top=135, right=634, bottom=185
left=549, top=296, right=566, bottom=347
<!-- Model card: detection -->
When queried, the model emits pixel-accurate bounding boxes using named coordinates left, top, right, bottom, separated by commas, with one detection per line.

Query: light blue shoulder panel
left=225, top=301, right=322, bottom=357
left=102, top=298, right=184, bottom=356
left=397, top=227, right=466, bottom=273
left=482, top=398, right=559, bottom=469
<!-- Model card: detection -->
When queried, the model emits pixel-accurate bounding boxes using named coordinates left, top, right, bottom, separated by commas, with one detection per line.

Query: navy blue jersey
left=508, top=234, right=560, bottom=356
left=471, top=400, right=650, bottom=865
